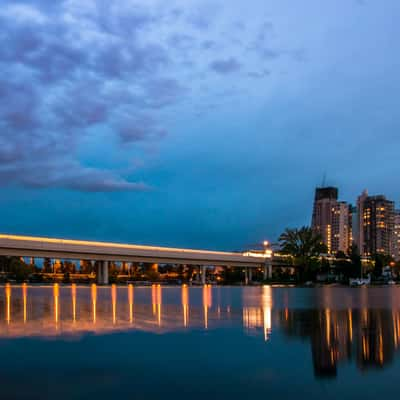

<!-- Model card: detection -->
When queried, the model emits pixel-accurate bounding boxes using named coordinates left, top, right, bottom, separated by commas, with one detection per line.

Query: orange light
left=5, top=284, right=11, bottom=324
left=71, top=284, right=77, bottom=322
left=91, top=284, right=97, bottom=324
left=53, top=284, right=59, bottom=326
left=22, top=283, right=27, bottom=323
left=111, top=284, right=117, bottom=324
left=182, top=285, right=189, bottom=327
left=128, top=284, right=134, bottom=324
left=202, top=285, right=212, bottom=329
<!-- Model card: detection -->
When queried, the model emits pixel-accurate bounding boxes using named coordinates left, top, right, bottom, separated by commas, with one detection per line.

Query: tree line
left=278, top=226, right=400, bottom=282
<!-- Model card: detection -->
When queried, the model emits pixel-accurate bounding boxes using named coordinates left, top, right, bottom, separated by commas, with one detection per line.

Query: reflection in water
left=112, top=284, right=117, bottom=324
left=128, top=284, right=134, bottom=324
left=279, top=307, right=400, bottom=378
left=5, top=283, right=11, bottom=324
left=151, top=284, right=162, bottom=326
left=91, top=283, right=97, bottom=324
left=2, top=285, right=400, bottom=380
left=243, top=285, right=272, bottom=341
left=71, top=284, right=76, bottom=323
left=182, top=285, right=189, bottom=327
left=22, top=283, right=27, bottom=323
left=262, top=285, right=272, bottom=341
left=203, top=285, right=212, bottom=329
left=53, top=283, right=59, bottom=326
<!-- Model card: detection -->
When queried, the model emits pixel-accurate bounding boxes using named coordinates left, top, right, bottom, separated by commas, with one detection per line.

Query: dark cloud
left=168, top=33, right=196, bottom=50
left=202, top=40, right=216, bottom=50
left=248, top=20, right=306, bottom=63
left=210, top=58, right=241, bottom=74
left=0, top=1, right=179, bottom=192
left=0, top=0, right=304, bottom=194
left=248, top=69, right=271, bottom=79
left=187, top=13, right=212, bottom=31
left=0, top=161, right=149, bottom=192
left=117, top=115, right=167, bottom=144
left=185, top=2, right=221, bottom=31
left=144, top=78, right=188, bottom=108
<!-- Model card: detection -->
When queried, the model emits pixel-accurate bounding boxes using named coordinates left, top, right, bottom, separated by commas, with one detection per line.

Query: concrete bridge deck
left=0, top=234, right=270, bottom=284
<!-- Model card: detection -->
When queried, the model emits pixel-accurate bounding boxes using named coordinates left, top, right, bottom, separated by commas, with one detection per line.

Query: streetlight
left=262, top=240, right=273, bottom=280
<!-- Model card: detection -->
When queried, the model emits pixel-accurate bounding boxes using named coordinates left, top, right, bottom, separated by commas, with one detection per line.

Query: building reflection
left=279, top=307, right=400, bottom=378
left=1, top=285, right=400, bottom=379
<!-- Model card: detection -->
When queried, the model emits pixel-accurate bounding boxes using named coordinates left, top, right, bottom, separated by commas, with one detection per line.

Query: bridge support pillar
left=264, top=261, right=272, bottom=280
left=244, top=268, right=249, bottom=285
left=121, top=262, right=127, bottom=273
left=248, top=268, right=252, bottom=283
left=201, top=265, right=206, bottom=285
left=97, top=261, right=109, bottom=285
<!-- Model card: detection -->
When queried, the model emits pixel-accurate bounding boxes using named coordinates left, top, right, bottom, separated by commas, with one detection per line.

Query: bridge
left=0, top=234, right=271, bottom=284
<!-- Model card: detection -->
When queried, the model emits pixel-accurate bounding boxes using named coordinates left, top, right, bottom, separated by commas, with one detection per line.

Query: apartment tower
left=311, top=187, right=351, bottom=254
left=393, top=210, right=400, bottom=261
left=356, top=192, right=395, bottom=257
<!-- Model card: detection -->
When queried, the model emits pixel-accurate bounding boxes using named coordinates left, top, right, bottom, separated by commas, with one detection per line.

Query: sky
left=0, top=0, right=399, bottom=250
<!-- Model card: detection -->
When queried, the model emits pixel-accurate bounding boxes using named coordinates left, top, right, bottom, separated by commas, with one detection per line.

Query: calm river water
left=0, top=284, right=400, bottom=399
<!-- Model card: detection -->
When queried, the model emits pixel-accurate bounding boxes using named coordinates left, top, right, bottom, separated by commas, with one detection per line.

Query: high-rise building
left=311, top=187, right=351, bottom=254
left=394, top=210, right=400, bottom=261
left=355, top=190, right=369, bottom=254
left=356, top=192, right=395, bottom=257
left=332, top=202, right=352, bottom=255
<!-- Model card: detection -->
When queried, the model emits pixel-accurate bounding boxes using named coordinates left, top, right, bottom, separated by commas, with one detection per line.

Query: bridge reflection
left=0, top=284, right=232, bottom=337
left=2, top=285, right=400, bottom=378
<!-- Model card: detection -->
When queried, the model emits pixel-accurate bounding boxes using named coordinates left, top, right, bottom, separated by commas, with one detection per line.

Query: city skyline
left=312, top=186, right=399, bottom=260
left=1, top=0, right=400, bottom=250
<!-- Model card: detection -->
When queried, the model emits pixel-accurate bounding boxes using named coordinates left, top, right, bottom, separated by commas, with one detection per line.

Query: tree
left=372, top=253, right=393, bottom=278
left=0, top=256, right=10, bottom=272
left=80, top=260, right=93, bottom=274
left=279, top=226, right=327, bottom=281
left=348, top=244, right=362, bottom=278
left=336, top=251, right=347, bottom=259
left=42, top=258, right=52, bottom=273
left=64, top=261, right=76, bottom=274
left=9, top=257, right=34, bottom=282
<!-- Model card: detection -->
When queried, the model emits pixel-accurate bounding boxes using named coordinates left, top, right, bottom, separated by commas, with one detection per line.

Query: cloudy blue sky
left=0, top=0, right=399, bottom=250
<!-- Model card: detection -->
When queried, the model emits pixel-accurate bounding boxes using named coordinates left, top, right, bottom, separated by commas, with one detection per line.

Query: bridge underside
left=0, top=247, right=260, bottom=268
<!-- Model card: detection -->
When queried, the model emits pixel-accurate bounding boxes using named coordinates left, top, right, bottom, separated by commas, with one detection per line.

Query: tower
left=312, top=187, right=350, bottom=254
left=356, top=192, right=395, bottom=257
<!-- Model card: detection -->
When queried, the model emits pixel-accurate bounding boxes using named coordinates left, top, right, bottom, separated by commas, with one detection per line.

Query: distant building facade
left=394, top=210, right=400, bottom=261
left=355, top=191, right=395, bottom=257
left=355, top=190, right=369, bottom=255
left=311, top=187, right=352, bottom=254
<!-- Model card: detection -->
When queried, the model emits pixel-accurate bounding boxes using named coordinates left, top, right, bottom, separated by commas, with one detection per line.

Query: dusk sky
left=1, top=0, right=399, bottom=250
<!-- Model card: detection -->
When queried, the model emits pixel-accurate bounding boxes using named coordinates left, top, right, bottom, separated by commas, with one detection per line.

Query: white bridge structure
left=0, top=234, right=272, bottom=284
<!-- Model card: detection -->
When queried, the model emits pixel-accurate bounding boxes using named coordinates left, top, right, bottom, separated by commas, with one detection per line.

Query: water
left=1, top=284, right=400, bottom=399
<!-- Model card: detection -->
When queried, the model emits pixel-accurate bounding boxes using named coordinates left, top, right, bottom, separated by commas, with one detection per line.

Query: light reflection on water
left=1, top=284, right=273, bottom=338
left=2, top=284, right=400, bottom=399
